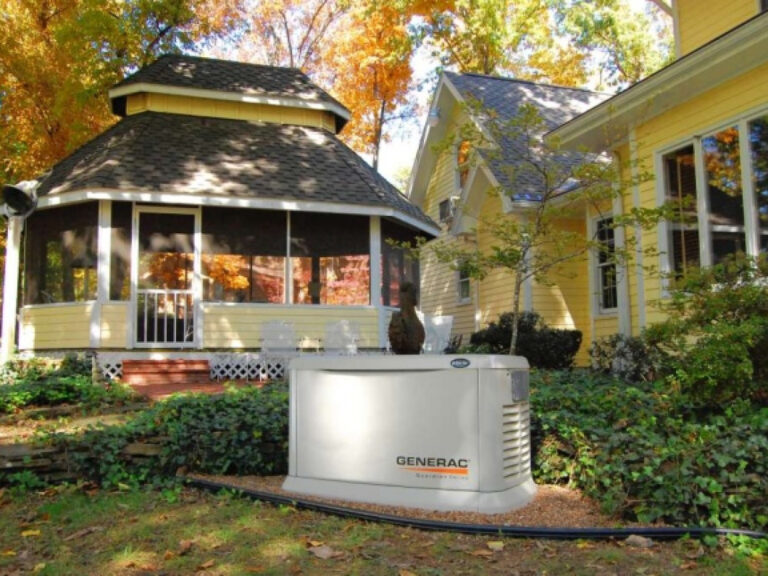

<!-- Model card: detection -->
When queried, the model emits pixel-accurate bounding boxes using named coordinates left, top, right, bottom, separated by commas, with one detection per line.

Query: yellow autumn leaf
left=21, top=529, right=41, bottom=538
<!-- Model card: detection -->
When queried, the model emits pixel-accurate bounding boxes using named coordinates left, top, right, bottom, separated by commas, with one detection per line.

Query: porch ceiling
left=35, top=111, right=437, bottom=234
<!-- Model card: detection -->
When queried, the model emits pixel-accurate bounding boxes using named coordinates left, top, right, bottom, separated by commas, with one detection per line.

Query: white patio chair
left=422, top=314, right=454, bottom=354
left=259, top=321, right=297, bottom=379
left=323, top=320, right=360, bottom=355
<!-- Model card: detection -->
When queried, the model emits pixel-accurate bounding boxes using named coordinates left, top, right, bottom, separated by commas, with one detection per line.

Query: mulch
left=186, top=473, right=649, bottom=530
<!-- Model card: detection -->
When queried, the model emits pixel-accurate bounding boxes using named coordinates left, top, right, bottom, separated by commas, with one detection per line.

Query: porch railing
left=135, top=289, right=194, bottom=346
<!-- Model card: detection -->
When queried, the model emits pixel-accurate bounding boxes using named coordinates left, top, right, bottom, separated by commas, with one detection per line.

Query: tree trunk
left=508, top=273, right=524, bottom=356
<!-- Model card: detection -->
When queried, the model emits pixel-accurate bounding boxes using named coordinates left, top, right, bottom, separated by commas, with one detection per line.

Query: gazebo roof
left=109, top=54, right=350, bottom=132
left=37, top=111, right=438, bottom=234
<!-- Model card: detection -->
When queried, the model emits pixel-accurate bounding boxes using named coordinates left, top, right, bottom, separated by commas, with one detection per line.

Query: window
left=110, top=202, right=132, bottom=300
left=664, top=145, right=699, bottom=275
left=290, top=212, right=369, bottom=305
left=381, top=219, right=420, bottom=307
left=661, top=113, right=768, bottom=274
left=439, top=199, right=452, bottom=223
left=24, top=203, right=98, bottom=304
left=595, top=218, right=617, bottom=311
left=749, top=115, right=768, bottom=250
left=201, top=207, right=286, bottom=303
left=702, top=127, right=746, bottom=263
left=458, top=264, right=471, bottom=302
left=457, top=140, right=471, bottom=189
left=762, top=0, right=768, bottom=13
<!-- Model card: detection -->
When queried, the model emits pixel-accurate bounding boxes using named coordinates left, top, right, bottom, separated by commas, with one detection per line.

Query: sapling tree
left=429, top=100, right=668, bottom=355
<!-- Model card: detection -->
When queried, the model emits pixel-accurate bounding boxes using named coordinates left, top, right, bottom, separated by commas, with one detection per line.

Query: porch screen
left=201, top=207, right=286, bottom=303
left=381, top=219, right=421, bottom=307
left=290, top=212, right=370, bottom=305
left=24, top=202, right=98, bottom=304
left=110, top=202, right=132, bottom=300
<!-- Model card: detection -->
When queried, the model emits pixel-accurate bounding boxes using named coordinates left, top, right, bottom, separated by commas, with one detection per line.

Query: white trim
left=201, top=302, right=377, bottom=311
left=613, top=182, right=631, bottom=335
left=92, top=200, right=112, bottom=348
left=285, top=212, right=292, bottom=304
left=193, top=207, right=203, bottom=349
left=36, top=189, right=440, bottom=237
left=108, top=82, right=351, bottom=123
left=551, top=13, right=768, bottom=151
left=631, top=131, right=647, bottom=330
left=1, top=217, right=24, bottom=363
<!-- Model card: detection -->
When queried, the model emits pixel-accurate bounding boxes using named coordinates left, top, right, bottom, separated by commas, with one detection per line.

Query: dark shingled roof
left=38, top=112, right=435, bottom=230
left=444, top=72, right=608, bottom=200
left=115, top=54, right=347, bottom=110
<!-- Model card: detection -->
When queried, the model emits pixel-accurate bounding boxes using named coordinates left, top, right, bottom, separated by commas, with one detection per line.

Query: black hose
left=182, top=476, right=768, bottom=542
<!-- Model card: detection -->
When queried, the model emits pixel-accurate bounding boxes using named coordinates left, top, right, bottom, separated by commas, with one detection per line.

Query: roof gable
left=407, top=72, right=606, bottom=208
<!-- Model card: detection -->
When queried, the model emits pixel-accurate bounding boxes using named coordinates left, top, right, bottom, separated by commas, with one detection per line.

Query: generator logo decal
left=451, top=358, right=471, bottom=369
left=396, top=456, right=470, bottom=478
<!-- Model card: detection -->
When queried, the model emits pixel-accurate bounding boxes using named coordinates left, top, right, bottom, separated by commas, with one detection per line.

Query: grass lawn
left=0, top=485, right=765, bottom=576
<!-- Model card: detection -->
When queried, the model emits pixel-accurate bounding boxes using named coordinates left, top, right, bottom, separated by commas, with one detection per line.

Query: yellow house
left=1, top=55, right=437, bottom=379
left=410, top=2, right=768, bottom=362
left=408, top=73, right=607, bottom=363
left=550, top=0, right=768, bottom=334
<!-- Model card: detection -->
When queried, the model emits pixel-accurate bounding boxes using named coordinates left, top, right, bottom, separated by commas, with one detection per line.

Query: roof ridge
left=447, top=70, right=605, bottom=95
left=157, top=52, right=305, bottom=75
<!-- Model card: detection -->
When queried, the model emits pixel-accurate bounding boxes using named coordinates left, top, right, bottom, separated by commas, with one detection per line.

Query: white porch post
left=1, top=216, right=24, bottom=363
left=370, top=216, right=383, bottom=347
left=91, top=200, right=112, bottom=348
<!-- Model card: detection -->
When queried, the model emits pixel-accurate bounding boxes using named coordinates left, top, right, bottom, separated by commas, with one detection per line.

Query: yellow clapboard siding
left=125, top=93, right=333, bottom=131
left=201, top=304, right=379, bottom=348
left=20, top=304, right=93, bottom=350
left=594, top=316, right=619, bottom=342
left=677, top=0, right=757, bottom=56
left=100, top=303, right=129, bottom=348
left=418, top=140, right=477, bottom=341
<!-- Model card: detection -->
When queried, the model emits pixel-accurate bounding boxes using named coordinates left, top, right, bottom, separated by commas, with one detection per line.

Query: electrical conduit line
left=181, top=476, right=768, bottom=542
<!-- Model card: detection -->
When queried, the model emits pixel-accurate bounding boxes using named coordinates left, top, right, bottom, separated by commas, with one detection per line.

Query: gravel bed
left=188, top=473, right=647, bottom=529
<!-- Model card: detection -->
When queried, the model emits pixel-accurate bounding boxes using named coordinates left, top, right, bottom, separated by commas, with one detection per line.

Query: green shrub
left=469, top=311, right=582, bottom=369
left=646, top=253, right=768, bottom=406
left=0, top=354, right=134, bottom=414
left=60, top=383, right=289, bottom=487
left=589, top=333, right=664, bottom=383
left=531, top=370, right=768, bottom=532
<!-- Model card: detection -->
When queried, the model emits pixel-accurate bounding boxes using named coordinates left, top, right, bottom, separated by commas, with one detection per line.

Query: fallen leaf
left=307, top=539, right=324, bottom=547
left=308, top=545, right=339, bottom=560
left=487, top=541, right=504, bottom=552
left=198, top=559, right=215, bottom=570
left=179, top=539, right=194, bottom=556
left=399, top=570, right=419, bottom=576
left=117, top=482, right=132, bottom=491
left=577, top=541, right=595, bottom=549
left=33, top=563, right=46, bottom=573
left=680, top=562, right=699, bottom=570
left=468, top=549, right=494, bottom=557
left=21, top=530, right=41, bottom=538
left=164, top=550, right=175, bottom=560
left=1, top=550, right=16, bottom=557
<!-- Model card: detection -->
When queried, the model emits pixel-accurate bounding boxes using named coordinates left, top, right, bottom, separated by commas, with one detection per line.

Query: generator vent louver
left=502, top=402, right=531, bottom=480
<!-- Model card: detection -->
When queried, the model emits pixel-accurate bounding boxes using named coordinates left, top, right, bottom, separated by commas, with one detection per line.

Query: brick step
left=123, top=373, right=212, bottom=386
